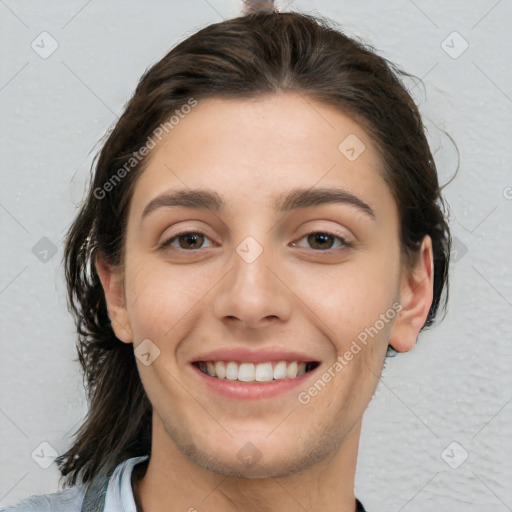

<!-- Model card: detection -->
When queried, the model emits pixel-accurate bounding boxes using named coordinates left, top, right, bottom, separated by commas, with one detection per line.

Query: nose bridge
left=234, top=234, right=275, bottom=289
left=212, top=232, right=291, bottom=327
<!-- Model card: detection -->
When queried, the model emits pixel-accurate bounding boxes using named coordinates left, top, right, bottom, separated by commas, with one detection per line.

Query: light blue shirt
left=3, top=455, right=368, bottom=511
left=1, top=455, right=149, bottom=512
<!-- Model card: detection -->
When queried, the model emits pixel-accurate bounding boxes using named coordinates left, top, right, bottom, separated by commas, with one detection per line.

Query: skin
left=96, top=91, right=434, bottom=512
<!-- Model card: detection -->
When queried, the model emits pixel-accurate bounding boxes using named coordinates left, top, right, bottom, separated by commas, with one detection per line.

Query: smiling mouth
left=192, top=360, right=320, bottom=382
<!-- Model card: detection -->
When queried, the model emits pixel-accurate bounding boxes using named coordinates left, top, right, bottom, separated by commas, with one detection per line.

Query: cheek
left=124, top=257, right=214, bottom=339
left=293, top=250, right=400, bottom=349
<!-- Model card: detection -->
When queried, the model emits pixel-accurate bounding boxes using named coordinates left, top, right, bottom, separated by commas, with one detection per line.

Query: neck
left=133, top=415, right=361, bottom=512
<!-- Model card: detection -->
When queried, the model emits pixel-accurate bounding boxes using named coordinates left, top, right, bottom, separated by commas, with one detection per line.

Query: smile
left=193, top=360, right=320, bottom=383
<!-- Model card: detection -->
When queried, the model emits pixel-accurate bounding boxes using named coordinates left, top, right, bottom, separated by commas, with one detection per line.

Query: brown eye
left=161, top=232, right=213, bottom=250
left=293, top=231, right=350, bottom=251
left=309, top=233, right=335, bottom=250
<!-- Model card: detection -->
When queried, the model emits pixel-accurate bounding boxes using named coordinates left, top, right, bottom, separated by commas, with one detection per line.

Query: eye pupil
left=179, top=233, right=203, bottom=249
left=308, top=232, right=334, bottom=250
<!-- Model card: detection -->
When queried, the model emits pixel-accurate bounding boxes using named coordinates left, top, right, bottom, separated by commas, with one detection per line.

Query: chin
left=174, top=432, right=336, bottom=479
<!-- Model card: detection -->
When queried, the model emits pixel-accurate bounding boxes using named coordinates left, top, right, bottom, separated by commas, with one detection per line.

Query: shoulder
left=1, top=455, right=149, bottom=512
left=1, top=485, right=86, bottom=512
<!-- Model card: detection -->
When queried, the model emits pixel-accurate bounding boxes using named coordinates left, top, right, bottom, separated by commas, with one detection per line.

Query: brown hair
left=56, top=10, right=452, bottom=487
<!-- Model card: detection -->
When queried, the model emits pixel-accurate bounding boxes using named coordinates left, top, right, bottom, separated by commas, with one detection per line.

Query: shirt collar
left=83, top=455, right=367, bottom=512
left=104, top=455, right=149, bottom=512
left=81, top=455, right=149, bottom=512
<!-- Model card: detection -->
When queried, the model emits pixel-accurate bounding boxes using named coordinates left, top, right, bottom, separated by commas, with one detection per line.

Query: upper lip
left=190, top=347, right=319, bottom=364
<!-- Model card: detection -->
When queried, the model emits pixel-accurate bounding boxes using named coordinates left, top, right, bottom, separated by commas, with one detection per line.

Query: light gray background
left=1, top=1, right=511, bottom=510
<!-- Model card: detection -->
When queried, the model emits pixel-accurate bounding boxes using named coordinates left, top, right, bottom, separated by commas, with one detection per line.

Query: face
left=97, top=92, right=433, bottom=478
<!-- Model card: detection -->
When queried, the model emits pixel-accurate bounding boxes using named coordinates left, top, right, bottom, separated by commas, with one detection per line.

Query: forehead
left=128, top=92, right=394, bottom=221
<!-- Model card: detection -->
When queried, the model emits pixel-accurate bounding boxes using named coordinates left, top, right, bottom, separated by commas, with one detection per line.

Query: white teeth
left=215, top=361, right=226, bottom=379
left=286, top=361, right=298, bottom=379
left=255, top=362, right=273, bottom=382
left=226, top=361, right=238, bottom=380
left=273, top=361, right=287, bottom=380
left=238, top=363, right=255, bottom=382
left=197, top=360, right=314, bottom=382
left=206, top=362, right=216, bottom=377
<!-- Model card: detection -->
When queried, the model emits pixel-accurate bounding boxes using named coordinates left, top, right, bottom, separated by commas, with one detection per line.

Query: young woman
left=4, top=6, right=450, bottom=512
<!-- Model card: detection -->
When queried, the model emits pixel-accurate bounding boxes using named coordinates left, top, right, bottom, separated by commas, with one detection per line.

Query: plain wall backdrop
left=1, top=1, right=511, bottom=511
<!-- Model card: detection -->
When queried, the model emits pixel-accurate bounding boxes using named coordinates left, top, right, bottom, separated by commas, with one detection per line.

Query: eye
left=160, top=231, right=214, bottom=251
left=291, top=231, right=351, bottom=251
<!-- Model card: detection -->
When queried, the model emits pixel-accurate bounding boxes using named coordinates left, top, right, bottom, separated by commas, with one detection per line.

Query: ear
left=389, top=235, right=434, bottom=352
left=95, top=252, right=134, bottom=344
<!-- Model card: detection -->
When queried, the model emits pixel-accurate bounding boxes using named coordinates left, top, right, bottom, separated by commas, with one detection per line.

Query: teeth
left=226, top=361, right=238, bottom=380
left=255, top=362, right=273, bottom=382
left=286, top=361, right=298, bottom=378
left=206, top=362, right=216, bottom=377
left=273, top=361, right=287, bottom=379
left=197, top=360, right=314, bottom=382
left=214, top=361, right=226, bottom=379
left=238, top=363, right=255, bottom=382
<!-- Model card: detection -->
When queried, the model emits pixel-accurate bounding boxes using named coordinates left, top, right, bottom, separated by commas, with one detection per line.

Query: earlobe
left=95, top=253, right=134, bottom=344
left=389, top=235, right=434, bottom=353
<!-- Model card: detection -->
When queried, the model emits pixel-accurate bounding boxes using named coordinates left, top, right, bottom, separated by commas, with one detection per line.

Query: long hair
left=56, top=10, right=452, bottom=487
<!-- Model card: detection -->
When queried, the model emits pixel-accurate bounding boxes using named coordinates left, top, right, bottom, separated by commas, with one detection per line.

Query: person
left=2, top=5, right=451, bottom=512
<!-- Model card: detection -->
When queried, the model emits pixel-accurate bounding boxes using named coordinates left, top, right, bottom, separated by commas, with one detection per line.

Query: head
left=56, top=11, right=451, bottom=486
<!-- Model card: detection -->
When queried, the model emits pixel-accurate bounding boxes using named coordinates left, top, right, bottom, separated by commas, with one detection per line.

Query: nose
left=212, top=240, right=292, bottom=330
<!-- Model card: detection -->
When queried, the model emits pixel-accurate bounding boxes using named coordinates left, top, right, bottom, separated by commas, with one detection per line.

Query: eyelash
left=160, top=230, right=351, bottom=252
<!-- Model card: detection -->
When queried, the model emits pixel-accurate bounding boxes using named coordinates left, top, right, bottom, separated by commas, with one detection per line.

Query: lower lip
left=190, top=364, right=319, bottom=399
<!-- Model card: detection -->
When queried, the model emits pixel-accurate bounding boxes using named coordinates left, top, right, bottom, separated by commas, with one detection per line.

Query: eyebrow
left=141, top=187, right=375, bottom=220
